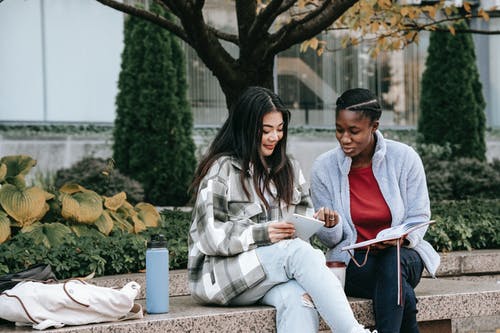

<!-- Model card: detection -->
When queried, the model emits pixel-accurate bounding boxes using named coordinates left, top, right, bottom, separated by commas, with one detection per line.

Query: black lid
left=147, top=234, right=167, bottom=248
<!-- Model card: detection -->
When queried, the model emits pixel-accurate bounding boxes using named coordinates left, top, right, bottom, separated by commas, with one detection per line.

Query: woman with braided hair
left=311, top=88, right=440, bottom=333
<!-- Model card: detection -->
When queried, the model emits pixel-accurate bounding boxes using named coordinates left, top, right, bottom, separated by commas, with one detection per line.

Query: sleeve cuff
left=405, top=232, right=419, bottom=248
left=252, top=222, right=272, bottom=245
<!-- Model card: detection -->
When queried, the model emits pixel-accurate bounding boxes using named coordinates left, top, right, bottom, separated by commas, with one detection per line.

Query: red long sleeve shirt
left=348, top=165, right=392, bottom=243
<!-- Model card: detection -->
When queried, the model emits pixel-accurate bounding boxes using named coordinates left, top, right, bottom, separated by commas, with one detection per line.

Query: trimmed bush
left=418, top=21, right=486, bottom=161
left=113, top=3, right=196, bottom=206
left=54, top=157, right=144, bottom=204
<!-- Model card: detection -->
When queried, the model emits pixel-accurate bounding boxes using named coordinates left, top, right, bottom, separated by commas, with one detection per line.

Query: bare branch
left=402, top=14, right=500, bottom=35
left=248, top=0, right=293, bottom=40
left=96, top=0, right=189, bottom=43
left=268, top=0, right=357, bottom=55
left=207, top=26, right=239, bottom=45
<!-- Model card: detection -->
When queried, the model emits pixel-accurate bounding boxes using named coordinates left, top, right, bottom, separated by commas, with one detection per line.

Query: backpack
left=0, top=279, right=143, bottom=329
left=0, top=264, right=57, bottom=293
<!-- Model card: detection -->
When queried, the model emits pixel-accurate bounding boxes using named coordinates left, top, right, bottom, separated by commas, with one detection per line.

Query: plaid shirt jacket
left=188, top=156, right=313, bottom=305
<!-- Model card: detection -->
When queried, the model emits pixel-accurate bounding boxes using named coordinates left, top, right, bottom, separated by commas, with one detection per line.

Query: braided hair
left=335, top=88, right=382, bottom=122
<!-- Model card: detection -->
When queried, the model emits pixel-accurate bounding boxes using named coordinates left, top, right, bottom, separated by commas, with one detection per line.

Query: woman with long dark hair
left=188, top=86, right=375, bottom=333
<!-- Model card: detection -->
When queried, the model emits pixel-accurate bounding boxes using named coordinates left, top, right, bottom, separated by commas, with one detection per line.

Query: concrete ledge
left=89, top=249, right=500, bottom=299
left=1, top=250, right=498, bottom=332
left=0, top=279, right=498, bottom=333
left=423, top=249, right=500, bottom=278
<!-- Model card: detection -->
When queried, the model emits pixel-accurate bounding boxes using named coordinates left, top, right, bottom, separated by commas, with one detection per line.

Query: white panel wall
left=0, top=0, right=44, bottom=121
left=0, top=0, right=124, bottom=122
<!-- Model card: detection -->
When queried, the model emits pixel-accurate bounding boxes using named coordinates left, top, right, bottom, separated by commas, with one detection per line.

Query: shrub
left=0, top=208, right=191, bottom=278
left=425, top=199, right=500, bottom=252
left=418, top=21, right=486, bottom=161
left=417, top=144, right=500, bottom=201
left=54, top=157, right=144, bottom=204
left=113, top=3, right=196, bottom=206
left=0, top=154, right=160, bottom=264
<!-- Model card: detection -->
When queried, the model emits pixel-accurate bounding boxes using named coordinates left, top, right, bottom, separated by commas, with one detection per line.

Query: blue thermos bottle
left=146, top=234, right=169, bottom=314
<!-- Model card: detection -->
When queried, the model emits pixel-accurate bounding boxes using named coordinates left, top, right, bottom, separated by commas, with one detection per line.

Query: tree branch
left=248, top=0, right=287, bottom=40
left=402, top=14, right=500, bottom=35
left=235, top=0, right=258, bottom=43
left=95, top=0, right=189, bottom=43
left=268, top=0, right=357, bottom=55
left=97, top=0, right=240, bottom=86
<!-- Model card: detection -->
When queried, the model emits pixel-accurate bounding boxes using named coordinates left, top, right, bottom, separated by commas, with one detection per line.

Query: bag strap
left=63, top=279, right=90, bottom=307
left=1, top=291, right=39, bottom=324
left=346, top=246, right=371, bottom=268
left=118, top=303, right=144, bottom=321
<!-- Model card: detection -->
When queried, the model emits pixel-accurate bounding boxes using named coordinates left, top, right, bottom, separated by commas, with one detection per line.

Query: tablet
left=285, top=213, right=325, bottom=240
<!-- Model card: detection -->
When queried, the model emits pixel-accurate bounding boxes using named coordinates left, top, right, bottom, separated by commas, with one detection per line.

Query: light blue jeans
left=229, top=238, right=364, bottom=333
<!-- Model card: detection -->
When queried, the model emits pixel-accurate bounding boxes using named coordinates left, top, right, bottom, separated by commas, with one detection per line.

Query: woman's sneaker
left=351, top=326, right=377, bottom=333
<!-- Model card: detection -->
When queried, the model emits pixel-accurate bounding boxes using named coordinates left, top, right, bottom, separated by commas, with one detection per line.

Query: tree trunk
left=218, top=56, right=276, bottom=111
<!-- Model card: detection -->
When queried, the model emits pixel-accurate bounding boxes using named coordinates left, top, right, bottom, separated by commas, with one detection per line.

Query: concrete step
left=423, top=249, right=500, bottom=278
left=0, top=278, right=499, bottom=333
left=90, top=249, right=500, bottom=299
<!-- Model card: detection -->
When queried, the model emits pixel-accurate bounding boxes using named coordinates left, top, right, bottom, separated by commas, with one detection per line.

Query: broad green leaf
left=59, top=183, right=87, bottom=194
left=135, top=202, right=160, bottom=227
left=60, top=190, right=103, bottom=224
left=0, top=184, right=48, bottom=226
left=21, top=222, right=72, bottom=248
left=0, top=155, right=37, bottom=178
left=94, top=211, right=114, bottom=235
left=0, top=163, right=6, bottom=182
left=117, top=200, right=135, bottom=219
left=109, top=210, right=134, bottom=233
left=0, top=211, right=11, bottom=244
left=103, top=192, right=127, bottom=211
left=71, top=224, right=105, bottom=238
left=131, top=215, right=146, bottom=234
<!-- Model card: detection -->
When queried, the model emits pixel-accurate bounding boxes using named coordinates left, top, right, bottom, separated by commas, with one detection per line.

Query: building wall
left=0, top=0, right=499, bottom=128
left=0, top=0, right=123, bottom=122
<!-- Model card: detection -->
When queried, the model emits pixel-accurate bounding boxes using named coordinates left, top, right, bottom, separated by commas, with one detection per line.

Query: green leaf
left=94, top=211, right=114, bottom=235
left=21, top=222, right=73, bottom=248
left=0, top=210, right=11, bottom=244
left=0, top=155, right=37, bottom=178
left=60, top=190, right=103, bottom=224
left=0, top=184, right=49, bottom=226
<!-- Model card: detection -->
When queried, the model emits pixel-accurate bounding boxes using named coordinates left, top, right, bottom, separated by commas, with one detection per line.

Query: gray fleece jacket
left=310, top=130, right=440, bottom=276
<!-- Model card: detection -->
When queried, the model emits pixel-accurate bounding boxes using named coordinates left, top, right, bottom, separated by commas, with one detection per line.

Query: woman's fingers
left=268, top=222, right=295, bottom=243
left=314, top=207, right=339, bottom=228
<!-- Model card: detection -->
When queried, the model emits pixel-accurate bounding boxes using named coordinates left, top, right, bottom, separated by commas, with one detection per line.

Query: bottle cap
left=147, top=234, right=167, bottom=248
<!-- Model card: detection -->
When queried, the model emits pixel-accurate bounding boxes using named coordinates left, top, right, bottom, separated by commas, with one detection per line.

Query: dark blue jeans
left=345, top=247, right=424, bottom=333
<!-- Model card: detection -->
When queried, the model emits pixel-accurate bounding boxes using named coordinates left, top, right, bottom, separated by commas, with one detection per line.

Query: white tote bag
left=0, top=279, right=143, bottom=330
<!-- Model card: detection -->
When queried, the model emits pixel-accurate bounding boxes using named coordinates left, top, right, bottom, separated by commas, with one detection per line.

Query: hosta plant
left=0, top=155, right=160, bottom=246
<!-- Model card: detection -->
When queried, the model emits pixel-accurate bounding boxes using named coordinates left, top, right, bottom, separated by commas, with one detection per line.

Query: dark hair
left=335, top=88, right=382, bottom=122
left=190, top=86, right=294, bottom=208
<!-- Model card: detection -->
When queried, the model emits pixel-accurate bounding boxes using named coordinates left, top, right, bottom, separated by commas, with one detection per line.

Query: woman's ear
left=372, top=120, right=379, bottom=132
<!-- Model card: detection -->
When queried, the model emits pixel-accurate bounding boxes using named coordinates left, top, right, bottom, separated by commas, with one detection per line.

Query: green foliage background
left=113, top=3, right=196, bottom=206
left=418, top=21, right=486, bottom=161
left=0, top=209, right=190, bottom=277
